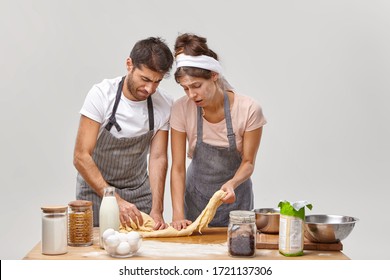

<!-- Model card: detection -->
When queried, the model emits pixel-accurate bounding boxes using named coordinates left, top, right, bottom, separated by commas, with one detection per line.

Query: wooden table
left=23, top=227, right=349, bottom=260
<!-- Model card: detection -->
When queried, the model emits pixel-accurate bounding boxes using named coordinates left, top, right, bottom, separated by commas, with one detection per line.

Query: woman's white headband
left=175, top=54, right=223, bottom=74
left=175, top=54, right=234, bottom=90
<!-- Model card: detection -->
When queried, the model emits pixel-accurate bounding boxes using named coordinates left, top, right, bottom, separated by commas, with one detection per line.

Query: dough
left=119, top=190, right=226, bottom=237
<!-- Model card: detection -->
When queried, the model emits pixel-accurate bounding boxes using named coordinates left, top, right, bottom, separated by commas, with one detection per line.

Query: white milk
left=99, top=195, right=120, bottom=249
left=42, top=213, right=68, bottom=255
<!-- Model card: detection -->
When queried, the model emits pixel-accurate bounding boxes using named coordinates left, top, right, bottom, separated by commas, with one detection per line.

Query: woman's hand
left=150, top=210, right=169, bottom=230
left=220, top=182, right=236, bottom=204
left=171, top=219, right=192, bottom=230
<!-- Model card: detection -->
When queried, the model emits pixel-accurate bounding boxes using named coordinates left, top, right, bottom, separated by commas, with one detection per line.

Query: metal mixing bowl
left=304, top=214, right=359, bottom=243
left=252, top=208, right=280, bottom=234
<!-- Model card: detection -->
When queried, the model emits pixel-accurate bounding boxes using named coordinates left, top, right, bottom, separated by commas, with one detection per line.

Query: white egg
left=128, top=238, right=139, bottom=247
left=116, top=241, right=131, bottom=255
left=129, top=240, right=140, bottom=252
left=126, top=231, right=141, bottom=243
left=117, top=232, right=128, bottom=242
left=105, top=244, right=117, bottom=255
left=102, top=228, right=115, bottom=241
left=105, top=234, right=120, bottom=248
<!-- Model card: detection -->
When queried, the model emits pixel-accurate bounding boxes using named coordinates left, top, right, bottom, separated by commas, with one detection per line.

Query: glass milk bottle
left=99, top=186, right=120, bottom=248
left=41, top=206, right=68, bottom=255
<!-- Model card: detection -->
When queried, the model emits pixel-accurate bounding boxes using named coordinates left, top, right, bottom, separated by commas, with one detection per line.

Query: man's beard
left=126, top=74, right=140, bottom=101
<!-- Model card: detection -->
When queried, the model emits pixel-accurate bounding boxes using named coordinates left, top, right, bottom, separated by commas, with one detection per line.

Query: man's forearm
left=74, top=153, right=108, bottom=197
left=148, top=157, right=167, bottom=213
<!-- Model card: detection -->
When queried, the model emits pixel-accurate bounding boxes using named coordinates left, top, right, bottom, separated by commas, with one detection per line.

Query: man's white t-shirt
left=80, top=76, right=173, bottom=139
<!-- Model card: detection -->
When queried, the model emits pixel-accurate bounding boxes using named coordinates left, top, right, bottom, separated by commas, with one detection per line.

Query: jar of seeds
left=228, top=210, right=256, bottom=257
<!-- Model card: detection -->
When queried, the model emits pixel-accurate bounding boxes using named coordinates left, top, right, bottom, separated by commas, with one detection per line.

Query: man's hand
left=117, top=198, right=144, bottom=227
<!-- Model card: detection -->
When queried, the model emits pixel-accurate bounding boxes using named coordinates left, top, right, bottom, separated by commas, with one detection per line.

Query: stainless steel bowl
left=252, top=208, right=280, bottom=234
left=304, top=214, right=359, bottom=243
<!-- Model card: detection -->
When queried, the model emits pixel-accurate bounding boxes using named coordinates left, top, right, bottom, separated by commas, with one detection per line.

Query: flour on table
left=138, top=241, right=228, bottom=257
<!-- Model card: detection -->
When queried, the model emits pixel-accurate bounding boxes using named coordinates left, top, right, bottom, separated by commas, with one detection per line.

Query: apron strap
left=105, top=76, right=125, bottom=132
left=196, top=92, right=236, bottom=150
left=223, top=92, right=237, bottom=150
left=105, top=76, right=155, bottom=132
left=196, top=106, right=203, bottom=144
left=147, top=96, right=154, bottom=131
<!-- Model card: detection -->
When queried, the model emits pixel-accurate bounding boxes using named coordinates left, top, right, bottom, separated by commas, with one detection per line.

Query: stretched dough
left=119, top=190, right=226, bottom=237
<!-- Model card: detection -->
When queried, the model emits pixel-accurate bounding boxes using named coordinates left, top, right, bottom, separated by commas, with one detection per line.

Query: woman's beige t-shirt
left=170, top=93, right=267, bottom=158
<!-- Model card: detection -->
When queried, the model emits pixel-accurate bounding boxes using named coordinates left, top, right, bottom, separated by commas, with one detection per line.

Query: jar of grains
left=228, top=210, right=256, bottom=257
left=68, top=200, right=93, bottom=246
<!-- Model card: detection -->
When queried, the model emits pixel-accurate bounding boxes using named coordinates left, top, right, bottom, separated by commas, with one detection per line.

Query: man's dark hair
left=130, top=37, right=174, bottom=76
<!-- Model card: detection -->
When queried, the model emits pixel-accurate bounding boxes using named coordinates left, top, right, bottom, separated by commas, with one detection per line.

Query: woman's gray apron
left=185, top=92, right=253, bottom=227
left=76, top=76, right=154, bottom=226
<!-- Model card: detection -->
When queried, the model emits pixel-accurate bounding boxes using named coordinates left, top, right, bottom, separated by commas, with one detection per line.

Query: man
left=73, top=37, right=173, bottom=230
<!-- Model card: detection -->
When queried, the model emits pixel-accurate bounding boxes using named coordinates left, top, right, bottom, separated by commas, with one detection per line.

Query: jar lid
left=41, top=205, right=68, bottom=213
left=68, top=200, right=93, bottom=208
left=229, top=210, right=255, bottom=223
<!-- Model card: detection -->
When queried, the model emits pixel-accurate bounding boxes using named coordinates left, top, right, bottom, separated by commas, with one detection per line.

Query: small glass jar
left=41, top=205, right=68, bottom=255
left=228, top=210, right=256, bottom=257
left=68, top=200, right=93, bottom=247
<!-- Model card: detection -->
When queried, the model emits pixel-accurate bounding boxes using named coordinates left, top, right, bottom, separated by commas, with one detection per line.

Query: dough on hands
left=119, top=190, right=226, bottom=237
left=129, top=212, right=155, bottom=232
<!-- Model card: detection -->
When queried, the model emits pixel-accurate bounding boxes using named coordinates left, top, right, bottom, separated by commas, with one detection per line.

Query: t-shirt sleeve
left=79, top=85, right=106, bottom=124
left=160, top=118, right=170, bottom=131
left=159, top=91, right=174, bottom=131
left=169, top=98, right=187, bottom=132
left=246, top=99, right=267, bottom=131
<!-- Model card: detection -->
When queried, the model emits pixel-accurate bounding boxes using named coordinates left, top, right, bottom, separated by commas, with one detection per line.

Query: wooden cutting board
left=256, top=233, right=343, bottom=251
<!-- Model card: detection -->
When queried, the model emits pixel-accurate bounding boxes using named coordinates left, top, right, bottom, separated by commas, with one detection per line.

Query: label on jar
left=278, top=214, right=304, bottom=256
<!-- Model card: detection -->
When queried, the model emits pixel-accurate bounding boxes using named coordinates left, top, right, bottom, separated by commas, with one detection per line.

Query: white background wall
left=1, top=0, right=389, bottom=260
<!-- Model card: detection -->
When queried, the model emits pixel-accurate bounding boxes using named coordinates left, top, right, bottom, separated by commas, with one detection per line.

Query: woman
left=170, top=33, right=266, bottom=230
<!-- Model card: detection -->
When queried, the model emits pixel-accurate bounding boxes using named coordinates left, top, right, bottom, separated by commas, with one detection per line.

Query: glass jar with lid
left=228, top=210, right=256, bottom=257
left=41, top=205, right=68, bottom=255
left=68, top=200, right=93, bottom=246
